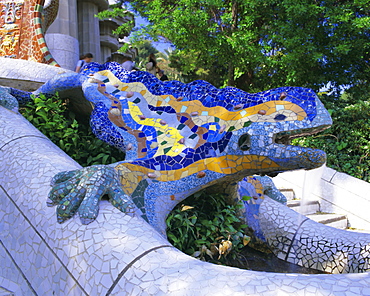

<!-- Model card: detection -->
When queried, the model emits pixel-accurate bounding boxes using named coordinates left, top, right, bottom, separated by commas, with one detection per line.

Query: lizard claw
left=48, top=165, right=136, bottom=224
left=0, top=86, right=19, bottom=112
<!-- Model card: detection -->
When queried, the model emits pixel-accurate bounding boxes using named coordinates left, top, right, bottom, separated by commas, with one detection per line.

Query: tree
left=134, top=40, right=159, bottom=68
left=168, top=48, right=228, bottom=86
left=156, top=49, right=183, bottom=81
left=121, top=0, right=370, bottom=92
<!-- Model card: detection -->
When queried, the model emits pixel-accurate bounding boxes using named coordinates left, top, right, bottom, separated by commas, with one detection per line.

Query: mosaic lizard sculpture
left=1, top=62, right=332, bottom=237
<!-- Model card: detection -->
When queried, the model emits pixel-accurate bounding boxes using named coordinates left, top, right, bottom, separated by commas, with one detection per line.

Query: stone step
left=279, top=188, right=296, bottom=201
left=286, top=197, right=348, bottom=230
left=306, top=213, right=348, bottom=229
left=287, top=199, right=320, bottom=216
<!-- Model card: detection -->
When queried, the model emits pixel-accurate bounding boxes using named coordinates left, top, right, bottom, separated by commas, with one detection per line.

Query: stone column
left=77, top=0, right=109, bottom=64
left=99, top=13, right=135, bottom=63
left=45, top=0, right=79, bottom=70
left=99, top=19, right=120, bottom=63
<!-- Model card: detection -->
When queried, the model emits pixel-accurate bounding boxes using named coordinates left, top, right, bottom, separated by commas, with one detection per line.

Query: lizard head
left=224, top=87, right=332, bottom=177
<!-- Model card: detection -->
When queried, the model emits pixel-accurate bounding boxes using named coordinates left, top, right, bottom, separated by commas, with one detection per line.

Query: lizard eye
left=238, top=134, right=251, bottom=151
left=274, top=114, right=287, bottom=121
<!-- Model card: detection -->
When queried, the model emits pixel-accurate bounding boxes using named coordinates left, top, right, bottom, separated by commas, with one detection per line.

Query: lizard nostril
left=238, top=134, right=251, bottom=151
left=274, top=114, right=287, bottom=121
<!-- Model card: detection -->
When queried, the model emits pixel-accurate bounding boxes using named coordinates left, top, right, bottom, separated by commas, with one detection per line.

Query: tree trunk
left=227, top=1, right=239, bottom=87
left=227, top=64, right=235, bottom=86
left=235, top=71, right=254, bottom=91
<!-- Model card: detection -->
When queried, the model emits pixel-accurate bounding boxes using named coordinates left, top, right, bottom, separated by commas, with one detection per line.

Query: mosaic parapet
left=237, top=175, right=370, bottom=274
left=0, top=106, right=171, bottom=295
left=1, top=106, right=370, bottom=295
left=257, top=197, right=370, bottom=274
left=0, top=58, right=71, bottom=93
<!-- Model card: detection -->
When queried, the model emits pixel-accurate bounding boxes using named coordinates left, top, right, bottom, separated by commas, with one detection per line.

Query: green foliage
left=292, top=94, right=370, bottom=182
left=156, top=49, right=183, bottom=81
left=20, top=94, right=125, bottom=167
left=168, top=49, right=228, bottom=87
left=96, top=7, right=135, bottom=37
left=122, top=0, right=370, bottom=93
left=166, top=190, right=249, bottom=264
left=130, top=41, right=182, bottom=81
left=132, top=40, right=159, bottom=67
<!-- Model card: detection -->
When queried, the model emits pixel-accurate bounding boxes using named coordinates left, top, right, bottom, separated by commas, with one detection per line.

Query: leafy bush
left=166, top=190, right=250, bottom=264
left=292, top=94, right=369, bottom=182
left=20, top=94, right=125, bottom=166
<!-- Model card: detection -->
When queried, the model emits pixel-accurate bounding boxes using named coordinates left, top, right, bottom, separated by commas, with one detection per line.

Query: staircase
left=282, top=189, right=349, bottom=230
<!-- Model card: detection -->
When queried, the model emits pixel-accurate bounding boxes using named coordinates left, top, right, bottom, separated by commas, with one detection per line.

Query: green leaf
left=242, top=195, right=252, bottom=201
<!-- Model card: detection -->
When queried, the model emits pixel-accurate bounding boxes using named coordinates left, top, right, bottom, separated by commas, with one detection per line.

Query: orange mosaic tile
left=0, top=0, right=59, bottom=65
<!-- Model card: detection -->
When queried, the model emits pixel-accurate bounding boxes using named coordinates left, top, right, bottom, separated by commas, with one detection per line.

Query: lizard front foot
left=0, top=86, right=19, bottom=112
left=47, top=165, right=135, bottom=224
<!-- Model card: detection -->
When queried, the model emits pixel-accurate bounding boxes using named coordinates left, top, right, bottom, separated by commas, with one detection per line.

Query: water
left=231, top=246, right=326, bottom=274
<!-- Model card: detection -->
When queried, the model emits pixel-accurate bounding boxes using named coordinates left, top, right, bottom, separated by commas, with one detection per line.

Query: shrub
left=166, top=190, right=250, bottom=264
left=19, top=94, right=125, bottom=166
left=293, top=94, right=369, bottom=182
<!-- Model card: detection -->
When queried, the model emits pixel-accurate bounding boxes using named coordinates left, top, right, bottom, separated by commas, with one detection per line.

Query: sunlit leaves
left=166, top=189, right=249, bottom=264
left=113, top=0, right=370, bottom=92
left=20, top=94, right=125, bottom=167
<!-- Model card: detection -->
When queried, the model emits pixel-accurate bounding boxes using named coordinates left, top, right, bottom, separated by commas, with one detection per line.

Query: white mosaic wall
left=259, top=197, right=370, bottom=273
left=1, top=106, right=370, bottom=294
left=0, top=57, right=73, bottom=91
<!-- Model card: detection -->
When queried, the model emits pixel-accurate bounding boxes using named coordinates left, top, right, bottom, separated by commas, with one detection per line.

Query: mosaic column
left=77, top=0, right=108, bottom=64
left=0, top=0, right=58, bottom=65
left=45, top=0, right=79, bottom=70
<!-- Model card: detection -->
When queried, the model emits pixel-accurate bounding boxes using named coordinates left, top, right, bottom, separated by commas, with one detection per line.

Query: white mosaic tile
left=0, top=58, right=73, bottom=85
left=258, top=197, right=370, bottom=274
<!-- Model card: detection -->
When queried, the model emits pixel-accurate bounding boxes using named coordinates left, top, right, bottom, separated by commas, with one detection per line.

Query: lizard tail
left=32, top=1, right=59, bottom=66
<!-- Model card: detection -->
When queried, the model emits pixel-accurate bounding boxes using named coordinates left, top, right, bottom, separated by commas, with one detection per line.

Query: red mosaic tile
left=0, top=0, right=59, bottom=66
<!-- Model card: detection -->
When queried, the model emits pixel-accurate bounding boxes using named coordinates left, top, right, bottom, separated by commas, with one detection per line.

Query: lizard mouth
left=237, top=124, right=331, bottom=151
left=274, top=124, right=331, bottom=145
left=237, top=122, right=331, bottom=175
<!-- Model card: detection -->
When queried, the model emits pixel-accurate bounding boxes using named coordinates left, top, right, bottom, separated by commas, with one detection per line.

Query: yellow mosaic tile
left=127, top=101, right=186, bottom=157
left=116, top=155, right=280, bottom=184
